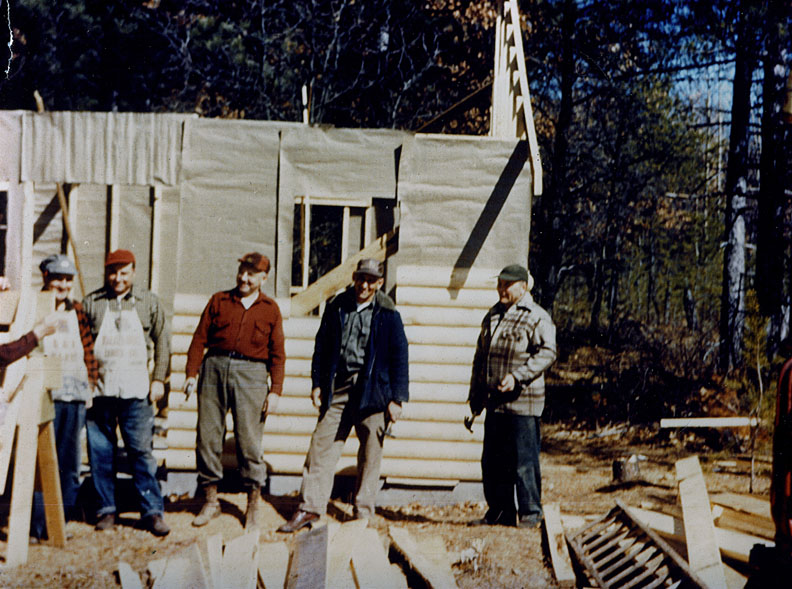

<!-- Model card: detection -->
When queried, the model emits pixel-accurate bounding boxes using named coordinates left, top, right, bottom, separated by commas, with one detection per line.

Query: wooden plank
left=118, top=561, right=143, bottom=589
left=290, top=229, right=396, bottom=316
left=629, top=506, right=774, bottom=563
left=147, top=558, right=168, bottom=586
left=37, top=420, right=67, bottom=547
left=205, top=534, right=223, bottom=589
left=676, top=456, right=728, bottom=589
left=286, top=524, right=328, bottom=589
left=153, top=544, right=210, bottom=589
left=711, top=505, right=774, bottom=540
left=0, top=392, right=22, bottom=490
left=351, top=528, right=407, bottom=589
left=388, top=526, right=458, bottom=589
left=542, top=504, right=576, bottom=587
left=326, top=520, right=366, bottom=588
left=221, top=531, right=259, bottom=589
left=710, top=492, right=772, bottom=521
left=5, top=364, right=44, bottom=567
left=0, top=290, right=20, bottom=325
left=661, top=417, right=758, bottom=428
left=258, top=542, right=289, bottom=589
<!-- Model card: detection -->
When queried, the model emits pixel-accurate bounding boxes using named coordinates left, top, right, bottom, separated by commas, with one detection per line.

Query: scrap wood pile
left=116, top=519, right=460, bottom=589
left=543, top=455, right=775, bottom=588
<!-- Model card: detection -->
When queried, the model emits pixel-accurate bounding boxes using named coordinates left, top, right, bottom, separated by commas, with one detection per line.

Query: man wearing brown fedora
left=82, top=249, right=171, bottom=536
left=185, top=252, right=285, bottom=529
left=279, top=258, right=409, bottom=532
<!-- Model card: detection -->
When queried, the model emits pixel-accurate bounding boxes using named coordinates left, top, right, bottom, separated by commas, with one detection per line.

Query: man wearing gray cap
left=31, top=254, right=99, bottom=541
left=468, top=264, right=556, bottom=528
left=279, top=258, right=409, bottom=532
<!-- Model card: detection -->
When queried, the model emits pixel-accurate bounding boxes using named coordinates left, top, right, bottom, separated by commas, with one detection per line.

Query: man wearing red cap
left=185, top=252, right=285, bottom=529
left=82, top=249, right=171, bottom=536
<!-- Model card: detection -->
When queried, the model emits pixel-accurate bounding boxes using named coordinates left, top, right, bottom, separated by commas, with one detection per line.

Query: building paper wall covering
left=177, top=118, right=282, bottom=296
left=0, top=111, right=23, bottom=182
left=397, top=134, right=532, bottom=291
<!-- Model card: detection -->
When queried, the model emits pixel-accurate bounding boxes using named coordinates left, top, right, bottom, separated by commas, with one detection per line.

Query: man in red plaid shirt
left=468, top=264, right=556, bottom=528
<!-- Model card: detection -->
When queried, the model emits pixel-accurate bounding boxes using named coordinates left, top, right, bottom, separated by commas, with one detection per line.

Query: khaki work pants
left=299, top=391, right=386, bottom=517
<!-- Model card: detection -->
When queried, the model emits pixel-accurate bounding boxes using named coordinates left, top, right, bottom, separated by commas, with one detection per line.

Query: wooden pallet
left=565, top=501, right=707, bottom=589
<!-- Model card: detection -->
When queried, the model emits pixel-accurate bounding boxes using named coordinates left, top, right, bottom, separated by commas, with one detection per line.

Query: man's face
left=237, top=264, right=267, bottom=296
left=44, top=273, right=74, bottom=303
left=106, top=263, right=135, bottom=296
left=354, top=273, right=384, bottom=304
left=497, top=279, right=526, bottom=307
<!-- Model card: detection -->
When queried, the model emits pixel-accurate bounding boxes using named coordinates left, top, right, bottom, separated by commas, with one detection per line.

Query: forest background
left=1, top=0, right=791, bottom=450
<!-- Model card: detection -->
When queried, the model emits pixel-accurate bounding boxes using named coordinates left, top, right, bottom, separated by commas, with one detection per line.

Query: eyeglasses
left=354, top=274, right=381, bottom=285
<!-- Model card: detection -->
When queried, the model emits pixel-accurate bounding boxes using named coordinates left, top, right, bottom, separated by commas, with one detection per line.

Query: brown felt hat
left=238, top=252, right=270, bottom=273
left=105, top=249, right=136, bottom=267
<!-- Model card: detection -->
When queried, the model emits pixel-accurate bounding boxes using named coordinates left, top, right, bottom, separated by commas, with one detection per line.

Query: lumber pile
left=557, top=455, right=774, bottom=589
left=116, top=521, right=458, bottom=589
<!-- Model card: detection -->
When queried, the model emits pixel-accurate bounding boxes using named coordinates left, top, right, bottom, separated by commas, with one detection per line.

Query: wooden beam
left=542, top=504, right=576, bottom=587
left=290, top=228, right=397, bottom=316
left=388, top=526, right=458, bottom=589
left=327, top=519, right=367, bottom=588
left=204, top=534, right=223, bottom=589
left=5, top=361, right=44, bottom=567
left=351, top=528, right=407, bottom=589
left=118, top=562, right=143, bottom=589
left=286, top=524, right=328, bottom=589
left=710, top=492, right=772, bottom=521
left=257, top=542, right=289, bottom=589
left=37, top=420, right=66, bottom=547
left=221, top=531, right=259, bottom=589
left=660, top=417, right=758, bottom=428
left=675, top=456, right=728, bottom=589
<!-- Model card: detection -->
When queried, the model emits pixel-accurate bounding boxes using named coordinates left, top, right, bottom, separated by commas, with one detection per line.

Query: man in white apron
left=82, top=249, right=171, bottom=536
left=31, top=254, right=100, bottom=541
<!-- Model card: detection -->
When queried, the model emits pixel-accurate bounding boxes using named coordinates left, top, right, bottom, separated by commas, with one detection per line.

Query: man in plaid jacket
left=468, top=264, right=556, bottom=528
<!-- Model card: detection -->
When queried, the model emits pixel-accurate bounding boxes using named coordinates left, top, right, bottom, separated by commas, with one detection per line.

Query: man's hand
left=32, top=312, right=61, bottom=340
left=184, top=376, right=197, bottom=401
left=310, top=387, right=322, bottom=410
left=497, top=373, right=516, bottom=393
left=387, top=401, right=403, bottom=422
left=150, top=380, right=165, bottom=404
left=263, top=393, right=279, bottom=416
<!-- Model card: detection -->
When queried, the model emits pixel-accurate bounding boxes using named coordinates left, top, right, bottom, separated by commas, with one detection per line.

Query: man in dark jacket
left=278, top=258, right=409, bottom=532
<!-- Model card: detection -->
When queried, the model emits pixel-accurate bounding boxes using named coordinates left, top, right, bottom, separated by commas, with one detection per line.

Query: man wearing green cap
left=468, top=264, right=556, bottom=528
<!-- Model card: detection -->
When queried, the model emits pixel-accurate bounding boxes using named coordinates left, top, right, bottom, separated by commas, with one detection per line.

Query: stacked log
left=164, top=265, right=499, bottom=482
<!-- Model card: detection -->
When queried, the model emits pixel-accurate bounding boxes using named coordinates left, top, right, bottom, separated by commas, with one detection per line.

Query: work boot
left=244, top=485, right=262, bottom=530
left=192, top=484, right=221, bottom=527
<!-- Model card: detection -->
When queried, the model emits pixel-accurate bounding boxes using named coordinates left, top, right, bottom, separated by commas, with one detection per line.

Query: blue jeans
left=86, top=397, right=164, bottom=518
left=31, top=401, right=86, bottom=539
left=481, top=411, right=542, bottom=525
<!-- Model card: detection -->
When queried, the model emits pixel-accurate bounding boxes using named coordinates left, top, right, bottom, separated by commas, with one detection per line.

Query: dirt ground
left=0, top=423, right=771, bottom=588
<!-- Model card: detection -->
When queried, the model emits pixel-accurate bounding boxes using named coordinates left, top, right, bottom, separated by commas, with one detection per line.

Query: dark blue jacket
left=311, top=288, right=409, bottom=414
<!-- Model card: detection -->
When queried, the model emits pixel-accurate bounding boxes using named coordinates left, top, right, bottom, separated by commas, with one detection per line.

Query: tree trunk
left=534, top=0, right=576, bottom=310
left=757, top=0, right=790, bottom=352
left=719, top=22, right=754, bottom=372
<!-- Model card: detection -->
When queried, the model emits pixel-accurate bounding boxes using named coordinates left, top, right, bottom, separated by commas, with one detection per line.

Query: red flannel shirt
left=186, top=290, right=286, bottom=395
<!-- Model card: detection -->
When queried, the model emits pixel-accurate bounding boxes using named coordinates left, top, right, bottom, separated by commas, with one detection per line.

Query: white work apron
left=42, top=308, right=90, bottom=402
left=93, top=305, right=150, bottom=399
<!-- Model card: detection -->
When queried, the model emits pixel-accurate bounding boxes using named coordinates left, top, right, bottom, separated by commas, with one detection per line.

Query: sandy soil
left=0, top=424, right=770, bottom=588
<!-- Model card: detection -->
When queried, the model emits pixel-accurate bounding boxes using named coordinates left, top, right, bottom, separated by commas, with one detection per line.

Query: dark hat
left=105, top=249, right=136, bottom=267
left=238, top=252, right=270, bottom=273
left=498, top=264, right=529, bottom=283
left=354, top=258, right=384, bottom=278
left=39, top=254, right=77, bottom=276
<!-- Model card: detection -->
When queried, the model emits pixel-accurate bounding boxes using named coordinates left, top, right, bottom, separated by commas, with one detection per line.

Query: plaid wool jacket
left=468, top=292, right=556, bottom=417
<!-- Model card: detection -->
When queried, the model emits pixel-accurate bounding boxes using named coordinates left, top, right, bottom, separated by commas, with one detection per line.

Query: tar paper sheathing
left=396, top=134, right=532, bottom=285
left=177, top=118, right=282, bottom=297
left=276, top=126, right=407, bottom=296
left=21, top=112, right=190, bottom=186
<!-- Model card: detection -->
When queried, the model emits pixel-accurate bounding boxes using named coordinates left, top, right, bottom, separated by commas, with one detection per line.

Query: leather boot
left=244, top=485, right=262, bottom=530
left=192, top=484, right=221, bottom=527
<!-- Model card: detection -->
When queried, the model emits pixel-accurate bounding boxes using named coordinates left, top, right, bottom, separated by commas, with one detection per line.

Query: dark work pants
left=481, top=411, right=542, bottom=525
left=31, top=400, right=86, bottom=538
